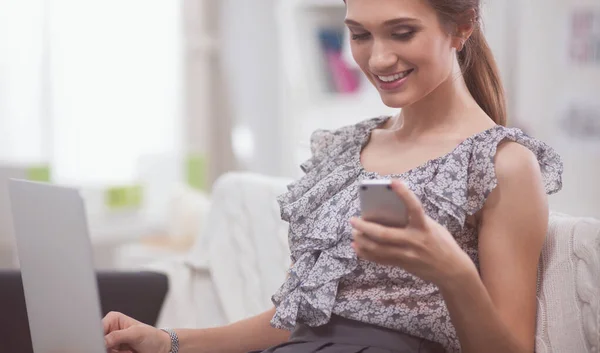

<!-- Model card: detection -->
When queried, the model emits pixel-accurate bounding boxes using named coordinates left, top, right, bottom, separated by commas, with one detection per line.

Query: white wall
left=49, top=0, right=184, bottom=185
left=481, top=0, right=511, bottom=97
left=0, top=0, right=47, bottom=163
left=515, top=0, right=600, bottom=218
left=219, top=0, right=285, bottom=177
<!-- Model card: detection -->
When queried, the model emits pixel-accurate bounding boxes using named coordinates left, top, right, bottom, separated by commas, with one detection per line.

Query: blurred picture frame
left=569, top=9, right=600, bottom=65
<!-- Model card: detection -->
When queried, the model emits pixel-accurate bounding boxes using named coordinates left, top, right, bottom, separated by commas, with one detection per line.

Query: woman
left=103, top=0, right=563, bottom=352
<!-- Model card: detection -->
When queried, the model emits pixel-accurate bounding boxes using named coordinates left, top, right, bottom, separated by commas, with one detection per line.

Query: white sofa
left=143, top=172, right=291, bottom=329
left=148, top=172, right=600, bottom=352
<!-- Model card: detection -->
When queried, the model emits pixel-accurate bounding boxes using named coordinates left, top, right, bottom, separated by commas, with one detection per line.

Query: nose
left=368, top=40, right=398, bottom=73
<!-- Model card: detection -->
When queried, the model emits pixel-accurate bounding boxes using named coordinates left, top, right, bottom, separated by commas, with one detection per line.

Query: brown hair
left=427, top=0, right=507, bottom=126
left=343, top=0, right=507, bottom=126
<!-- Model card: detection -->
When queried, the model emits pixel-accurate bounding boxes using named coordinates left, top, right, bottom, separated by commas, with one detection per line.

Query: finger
left=103, top=311, right=121, bottom=335
left=353, top=235, right=408, bottom=266
left=104, top=330, right=124, bottom=350
left=350, top=217, right=413, bottom=246
left=352, top=230, right=379, bottom=253
left=350, top=217, right=387, bottom=239
left=104, top=327, right=140, bottom=350
left=391, top=180, right=426, bottom=227
left=104, top=312, right=140, bottom=336
left=351, top=228, right=361, bottom=241
left=352, top=228, right=408, bottom=255
left=107, top=349, right=133, bottom=353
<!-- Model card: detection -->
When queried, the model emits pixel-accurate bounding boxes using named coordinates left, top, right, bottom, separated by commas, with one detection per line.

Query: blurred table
left=114, top=234, right=196, bottom=270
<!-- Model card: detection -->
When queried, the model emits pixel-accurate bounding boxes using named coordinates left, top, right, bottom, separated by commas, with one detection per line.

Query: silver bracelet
left=160, top=328, right=180, bottom=353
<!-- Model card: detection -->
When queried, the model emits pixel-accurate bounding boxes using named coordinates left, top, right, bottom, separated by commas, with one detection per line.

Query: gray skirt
left=251, top=315, right=446, bottom=353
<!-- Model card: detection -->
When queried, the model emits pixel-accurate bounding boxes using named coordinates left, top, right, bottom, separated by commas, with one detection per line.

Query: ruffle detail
left=271, top=118, right=564, bottom=334
left=272, top=117, right=387, bottom=330
left=278, top=117, right=388, bottom=225
left=423, top=126, right=564, bottom=227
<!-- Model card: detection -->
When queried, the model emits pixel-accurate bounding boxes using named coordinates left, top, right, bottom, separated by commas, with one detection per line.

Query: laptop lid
left=0, top=165, right=29, bottom=268
left=8, top=179, right=105, bottom=353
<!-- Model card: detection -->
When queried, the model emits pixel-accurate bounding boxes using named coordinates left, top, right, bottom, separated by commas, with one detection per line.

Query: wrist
left=160, top=328, right=179, bottom=353
left=436, top=254, right=479, bottom=294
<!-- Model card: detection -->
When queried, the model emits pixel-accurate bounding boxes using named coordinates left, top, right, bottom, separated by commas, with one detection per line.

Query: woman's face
left=345, top=0, right=459, bottom=108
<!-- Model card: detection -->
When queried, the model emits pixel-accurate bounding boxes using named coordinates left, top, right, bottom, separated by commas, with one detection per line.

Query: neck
left=394, top=63, right=482, bottom=139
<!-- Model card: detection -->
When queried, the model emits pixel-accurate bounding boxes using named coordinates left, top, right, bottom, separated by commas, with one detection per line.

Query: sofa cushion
left=187, top=172, right=292, bottom=322
left=536, top=212, right=600, bottom=352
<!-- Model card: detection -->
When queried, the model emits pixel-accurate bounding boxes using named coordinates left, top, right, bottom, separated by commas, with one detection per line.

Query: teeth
left=377, top=70, right=411, bottom=82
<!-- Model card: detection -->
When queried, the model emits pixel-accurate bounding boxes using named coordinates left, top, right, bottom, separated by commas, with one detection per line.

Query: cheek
left=377, top=36, right=454, bottom=108
left=409, top=36, right=453, bottom=83
left=350, top=44, right=373, bottom=79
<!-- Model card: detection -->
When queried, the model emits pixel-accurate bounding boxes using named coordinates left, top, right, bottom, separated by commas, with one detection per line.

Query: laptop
left=6, top=179, right=169, bottom=353
left=0, top=164, right=31, bottom=268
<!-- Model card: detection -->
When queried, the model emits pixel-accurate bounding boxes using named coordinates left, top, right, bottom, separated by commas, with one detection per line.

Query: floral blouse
left=270, top=116, right=563, bottom=352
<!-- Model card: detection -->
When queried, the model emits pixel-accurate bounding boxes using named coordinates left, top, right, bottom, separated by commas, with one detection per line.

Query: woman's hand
left=350, top=179, right=476, bottom=286
left=103, top=311, right=172, bottom=353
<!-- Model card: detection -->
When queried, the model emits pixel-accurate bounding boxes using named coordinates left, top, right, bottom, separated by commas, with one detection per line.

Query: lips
left=376, top=69, right=413, bottom=82
left=373, top=69, right=414, bottom=91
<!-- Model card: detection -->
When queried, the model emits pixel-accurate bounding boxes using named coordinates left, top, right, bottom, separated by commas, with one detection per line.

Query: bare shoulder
left=494, top=141, right=541, bottom=185
left=478, top=141, right=546, bottom=216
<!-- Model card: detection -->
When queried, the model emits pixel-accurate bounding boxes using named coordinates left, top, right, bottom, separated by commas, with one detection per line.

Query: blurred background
left=0, top=0, right=598, bottom=272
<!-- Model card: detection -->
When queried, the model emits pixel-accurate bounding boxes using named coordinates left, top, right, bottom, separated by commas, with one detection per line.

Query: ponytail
left=458, top=26, right=507, bottom=126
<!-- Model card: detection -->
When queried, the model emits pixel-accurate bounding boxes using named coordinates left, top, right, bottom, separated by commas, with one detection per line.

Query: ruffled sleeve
left=423, top=126, right=564, bottom=228
left=298, top=129, right=336, bottom=173
left=464, top=127, right=563, bottom=215
left=300, top=123, right=369, bottom=173
left=271, top=117, right=387, bottom=330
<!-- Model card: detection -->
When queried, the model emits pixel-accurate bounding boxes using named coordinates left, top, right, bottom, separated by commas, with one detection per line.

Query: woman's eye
left=392, top=31, right=416, bottom=40
left=351, top=33, right=371, bottom=41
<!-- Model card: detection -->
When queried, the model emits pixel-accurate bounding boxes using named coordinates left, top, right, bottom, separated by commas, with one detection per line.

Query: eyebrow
left=344, top=17, right=419, bottom=27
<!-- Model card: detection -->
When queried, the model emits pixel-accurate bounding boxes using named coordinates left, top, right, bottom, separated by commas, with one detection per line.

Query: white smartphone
left=358, top=179, right=409, bottom=228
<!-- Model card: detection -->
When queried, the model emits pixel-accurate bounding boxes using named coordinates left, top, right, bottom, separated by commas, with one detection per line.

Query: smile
left=376, top=69, right=413, bottom=82
left=373, top=69, right=414, bottom=91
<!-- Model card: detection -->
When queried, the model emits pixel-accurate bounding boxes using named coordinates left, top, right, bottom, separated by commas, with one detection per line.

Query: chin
left=379, top=93, right=412, bottom=109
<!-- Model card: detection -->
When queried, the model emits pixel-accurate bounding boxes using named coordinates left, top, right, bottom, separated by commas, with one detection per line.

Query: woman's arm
left=104, top=307, right=289, bottom=353
left=175, top=307, right=290, bottom=353
left=439, top=142, right=547, bottom=353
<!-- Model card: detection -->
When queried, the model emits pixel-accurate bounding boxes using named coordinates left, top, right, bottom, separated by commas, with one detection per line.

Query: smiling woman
left=100, top=1, right=563, bottom=353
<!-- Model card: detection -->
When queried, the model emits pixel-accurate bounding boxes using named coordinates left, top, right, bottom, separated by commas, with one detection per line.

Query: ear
left=452, top=9, right=477, bottom=51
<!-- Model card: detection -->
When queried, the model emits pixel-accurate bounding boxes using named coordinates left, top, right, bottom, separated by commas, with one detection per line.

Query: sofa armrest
left=186, top=172, right=292, bottom=323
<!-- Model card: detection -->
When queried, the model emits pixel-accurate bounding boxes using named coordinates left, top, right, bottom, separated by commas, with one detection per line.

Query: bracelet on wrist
left=160, top=328, right=180, bottom=353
